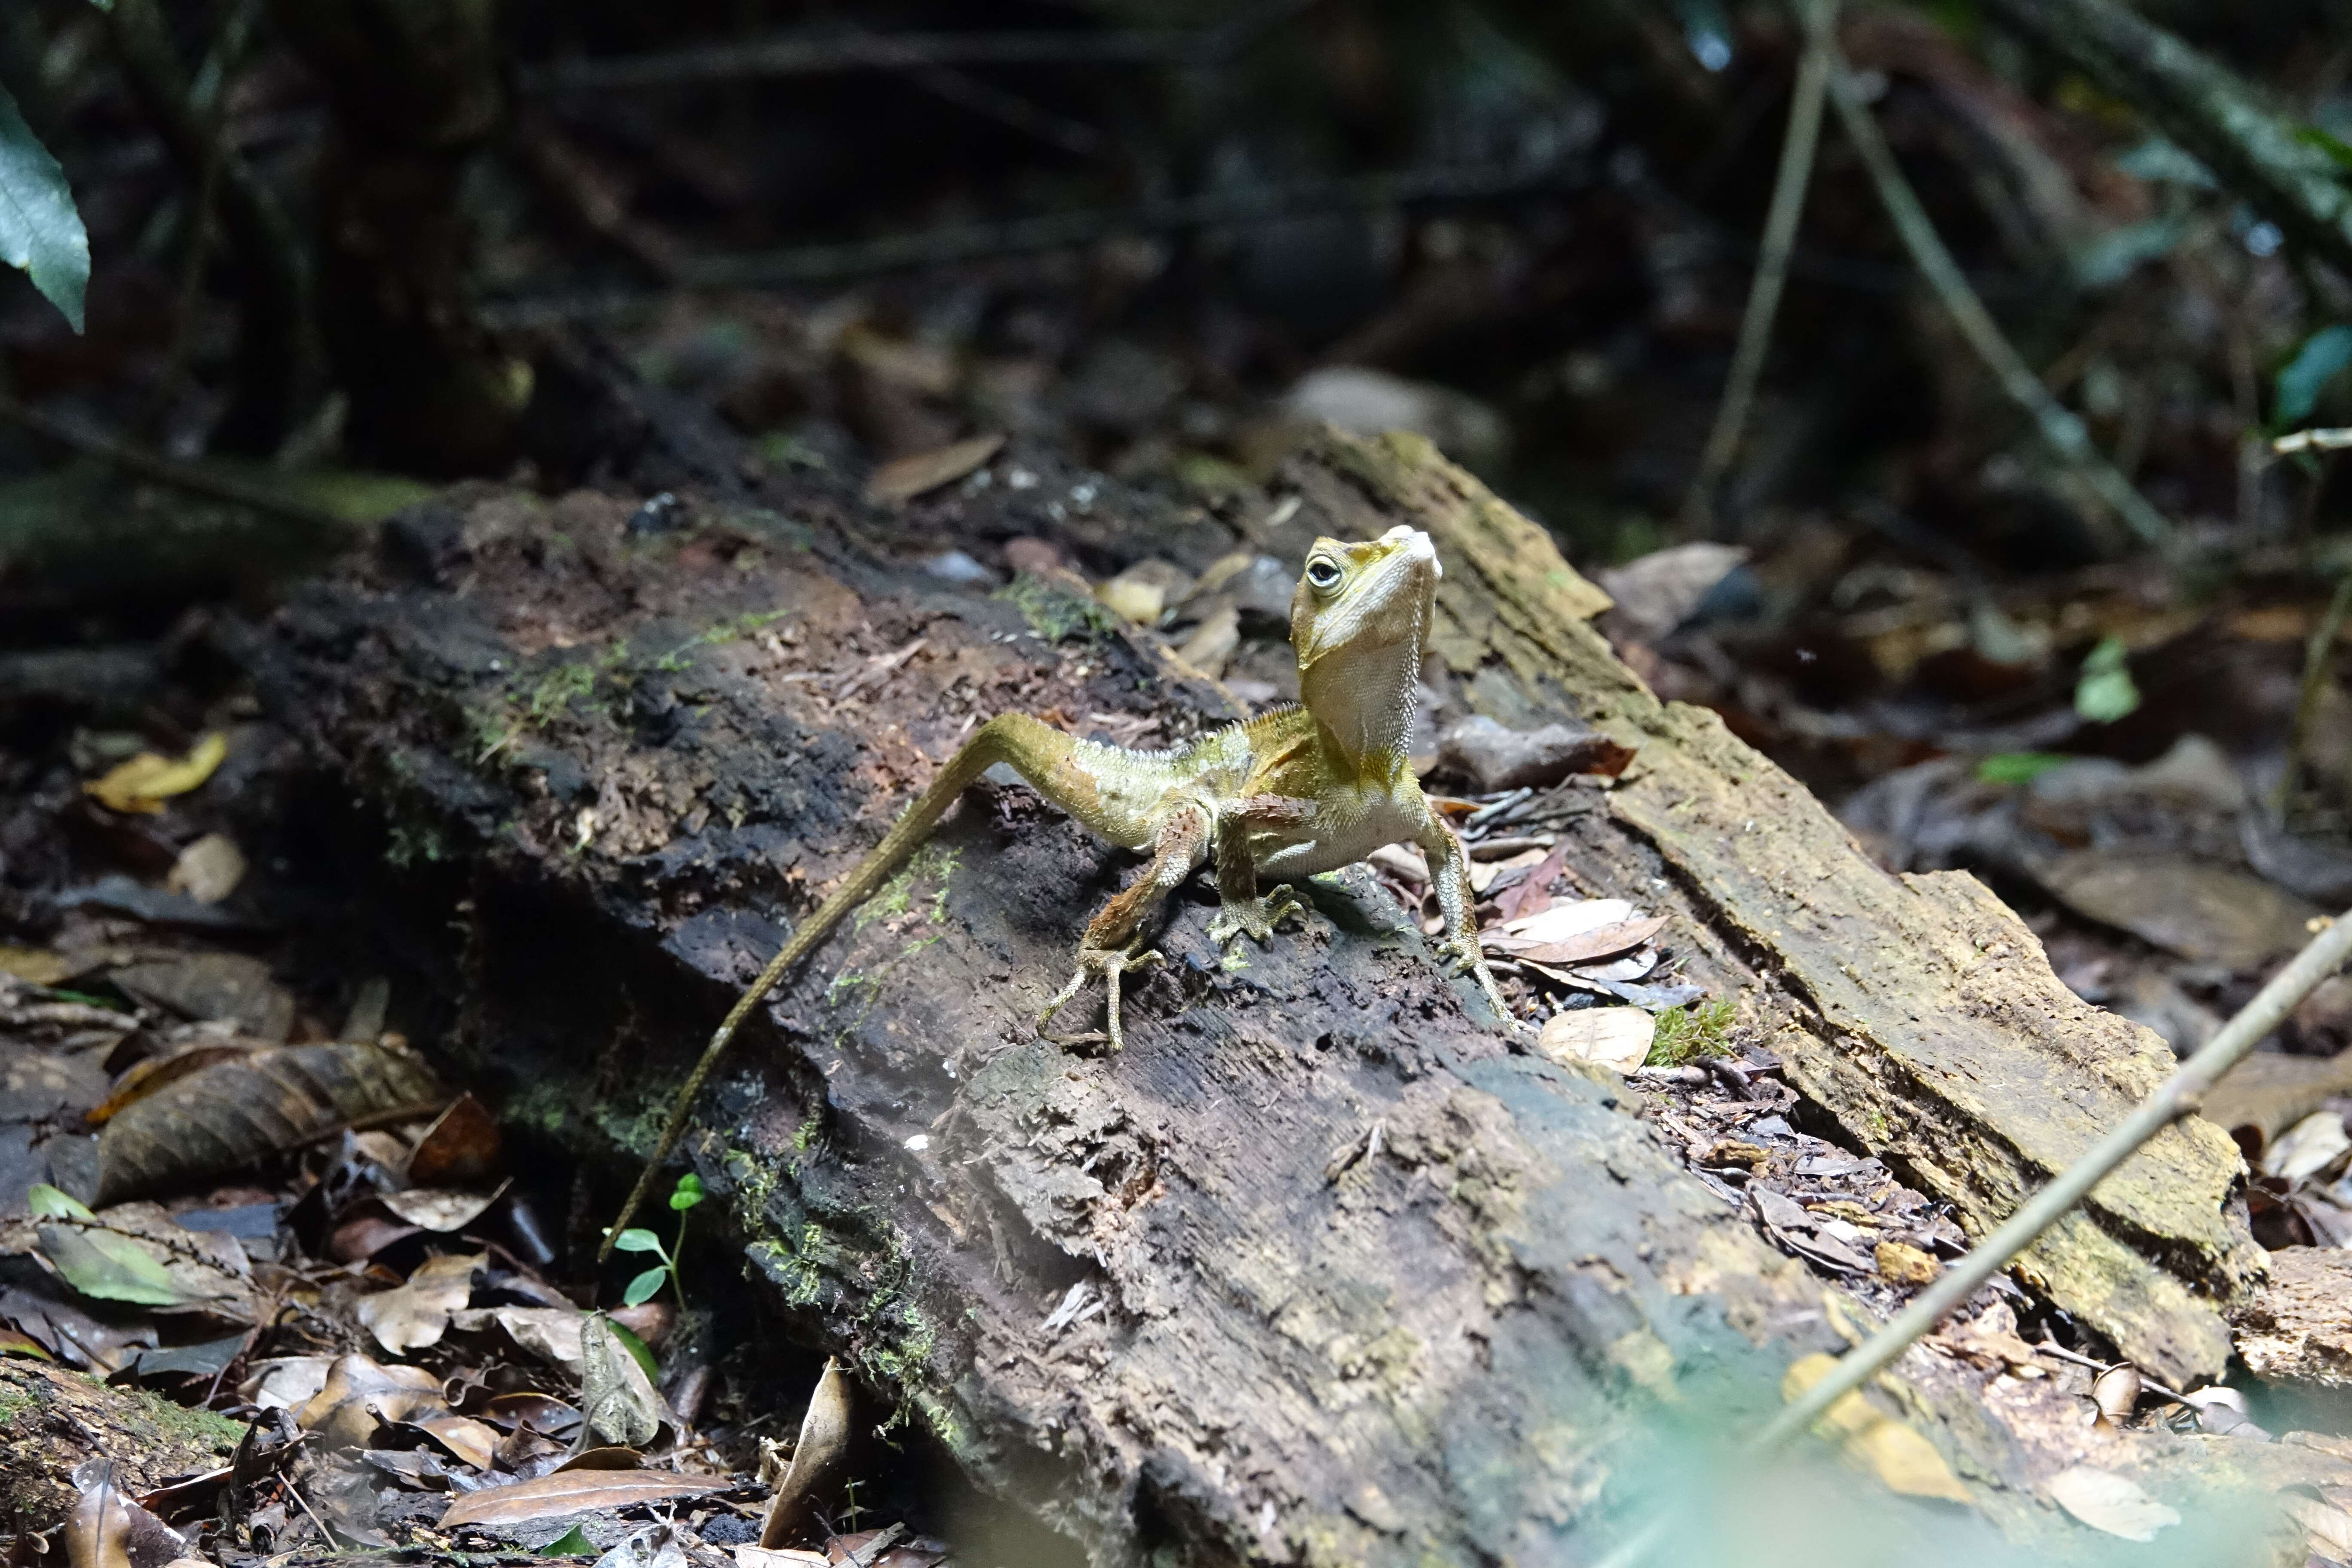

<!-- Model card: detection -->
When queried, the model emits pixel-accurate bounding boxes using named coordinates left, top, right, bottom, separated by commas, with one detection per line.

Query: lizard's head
left=1289, top=525, right=1439, bottom=769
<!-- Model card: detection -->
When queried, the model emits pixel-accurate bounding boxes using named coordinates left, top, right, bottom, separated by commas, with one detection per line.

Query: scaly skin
left=602, top=525, right=1511, bottom=1257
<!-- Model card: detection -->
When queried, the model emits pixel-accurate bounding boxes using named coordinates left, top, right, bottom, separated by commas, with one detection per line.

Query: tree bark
left=233, top=430, right=2272, bottom=1564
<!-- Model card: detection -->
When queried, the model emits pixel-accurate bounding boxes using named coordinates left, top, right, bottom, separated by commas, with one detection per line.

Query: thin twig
left=2272, top=426, right=2352, bottom=455
left=1682, top=8, right=1833, bottom=532
left=2274, top=572, right=2352, bottom=819
left=1807, top=0, right=2171, bottom=547
left=518, top=5, right=1305, bottom=94
left=478, top=158, right=1576, bottom=328
left=1756, top=908, right=2351, bottom=1446
left=0, top=397, right=349, bottom=533
left=1596, top=905, right=2352, bottom=1568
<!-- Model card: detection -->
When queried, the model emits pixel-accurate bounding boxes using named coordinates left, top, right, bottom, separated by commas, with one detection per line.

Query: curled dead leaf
left=863, top=434, right=1003, bottom=505
left=581, top=1310, right=663, bottom=1448
left=164, top=833, right=245, bottom=905
left=355, top=1252, right=482, bottom=1355
left=760, top=1358, right=853, bottom=1548
left=2091, top=1365, right=2141, bottom=1428
left=451, top=1304, right=585, bottom=1372
left=296, top=1353, right=449, bottom=1451
left=65, top=1461, right=186, bottom=1568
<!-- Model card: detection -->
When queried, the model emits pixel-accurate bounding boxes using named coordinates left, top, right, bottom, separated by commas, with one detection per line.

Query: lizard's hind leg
left=1038, top=804, right=1208, bottom=1052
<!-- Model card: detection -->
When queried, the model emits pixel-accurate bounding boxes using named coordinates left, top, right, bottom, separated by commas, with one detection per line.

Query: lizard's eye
left=1305, top=557, right=1343, bottom=592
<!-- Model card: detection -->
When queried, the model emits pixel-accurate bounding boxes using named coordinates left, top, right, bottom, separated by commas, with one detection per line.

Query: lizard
left=602, top=523, right=1512, bottom=1255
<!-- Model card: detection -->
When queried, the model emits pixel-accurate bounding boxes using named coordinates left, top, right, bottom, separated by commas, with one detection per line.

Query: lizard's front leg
left=1206, top=793, right=1314, bottom=946
left=1039, top=804, right=1208, bottom=1051
left=1417, top=816, right=1516, bottom=1024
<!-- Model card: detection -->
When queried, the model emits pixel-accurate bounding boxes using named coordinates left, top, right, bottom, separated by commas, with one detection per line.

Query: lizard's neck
left=1298, top=612, right=1425, bottom=783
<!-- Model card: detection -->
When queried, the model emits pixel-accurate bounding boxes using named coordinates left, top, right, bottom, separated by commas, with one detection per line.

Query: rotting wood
left=0, top=1360, right=244, bottom=1532
left=234, top=430, right=2269, bottom=1564
left=1291, top=429, right=2254, bottom=1387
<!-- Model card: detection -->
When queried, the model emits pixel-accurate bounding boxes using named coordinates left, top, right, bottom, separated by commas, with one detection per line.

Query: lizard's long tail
left=600, top=714, right=1076, bottom=1259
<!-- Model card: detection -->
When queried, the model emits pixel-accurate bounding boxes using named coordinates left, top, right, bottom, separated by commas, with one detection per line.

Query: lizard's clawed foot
left=1038, top=943, right=1165, bottom=1053
left=1207, top=885, right=1305, bottom=947
left=1437, top=934, right=1517, bottom=1024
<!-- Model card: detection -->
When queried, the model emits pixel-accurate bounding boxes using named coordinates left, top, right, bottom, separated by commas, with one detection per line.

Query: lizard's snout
left=1378, top=525, right=1439, bottom=577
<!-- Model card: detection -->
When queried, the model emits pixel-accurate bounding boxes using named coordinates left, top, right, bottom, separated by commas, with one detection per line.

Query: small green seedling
left=608, top=1172, right=705, bottom=1307
left=2073, top=636, right=2141, bottom=724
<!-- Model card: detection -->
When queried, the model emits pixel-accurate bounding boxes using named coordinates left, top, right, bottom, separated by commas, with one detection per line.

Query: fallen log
left=235, top=429, right=2273, bottom=1563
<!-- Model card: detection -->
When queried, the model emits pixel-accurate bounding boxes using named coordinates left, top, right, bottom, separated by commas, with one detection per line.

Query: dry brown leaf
left=2046, top=1465, right=2179, bottom=1541
left=761, top=1358, right=853, bottom=1548
left=2283, top=1492, right=2352, bottom=1560
left=108, top=953, right=292, bottom=1038
left=95, top=1043, right=443, bottom=1204
left=2038, top=851, right=2318, bottom=969
left=240, top=1355, right=332, bottom=1411
left=1507, top=918, right=1669, bottom=967
left=297, top=1354, right=449, bottom=1450
left=2263, top=1110, right=2351, bottom=1184
left=356, top=1252, right=482, bottom=1355
left=1484, top=898, right=1637, bottom=946
left=1535, top=1008, right=1653, bottom=1073
left=438, top=1469, right=730, bottom=1528
left=164, top=834, right=245, bottom=905
left=405, top=1093, right=501, bottom=1186
left=2205, top=1048, right=2352, bottom=1149
left=65, top=1461, right=186, bottom=1568
left=479, top=1390, right=582, bottom=1435
left=83, top=734, right=228, bottom=815
left=0, top=946, right=74, bottom=986
left=1780, top=1352, right=1972, bottom=1505
left=86, top=1047, right=252, bottom=1127
left=415, top=1414, right=500, bottom=1470
left=862, top=434, right=1003, bottom=505
left=380, top=1183, right=507, bottom=1234
left=451, top=1304, right=585, bottom=1373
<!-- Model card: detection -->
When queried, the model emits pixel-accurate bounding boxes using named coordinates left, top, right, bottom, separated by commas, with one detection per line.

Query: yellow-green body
left=605, top=525, right=1508, bottom=1253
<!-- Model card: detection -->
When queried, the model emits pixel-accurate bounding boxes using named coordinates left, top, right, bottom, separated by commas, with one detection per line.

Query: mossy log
left=235, top=431, right=2262, bottom=1565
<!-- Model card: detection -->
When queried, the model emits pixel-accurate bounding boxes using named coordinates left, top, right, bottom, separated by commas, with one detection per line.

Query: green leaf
left=0, top=83, right=89, bottom=332
left=2073, top=637, right=2141, bottom=724
left=26, top=1183, right=93, bottom=1220
left=36, top=1219, right=194, bottom=1306
left=669, top=1173, right=705, bottom=1212
left=611, top=1228, right=664, bottom=1254
left=2113, top=137, right=2214, bottom=189
left=2298, top=124, right=2352, bottom=173
left=604, top=1314, right=661, bottom=1382
left=536, top=1527, right=596, bottom=1557
left=2275, top=325, right=2352, bottom=429
left=622, top=1265, right=669, bottom=1307
left=1975, top=752, right=2074, bottom=785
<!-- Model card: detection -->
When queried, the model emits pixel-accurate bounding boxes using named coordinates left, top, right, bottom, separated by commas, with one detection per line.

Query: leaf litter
left=1, top=921, right=930, bottom=1567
